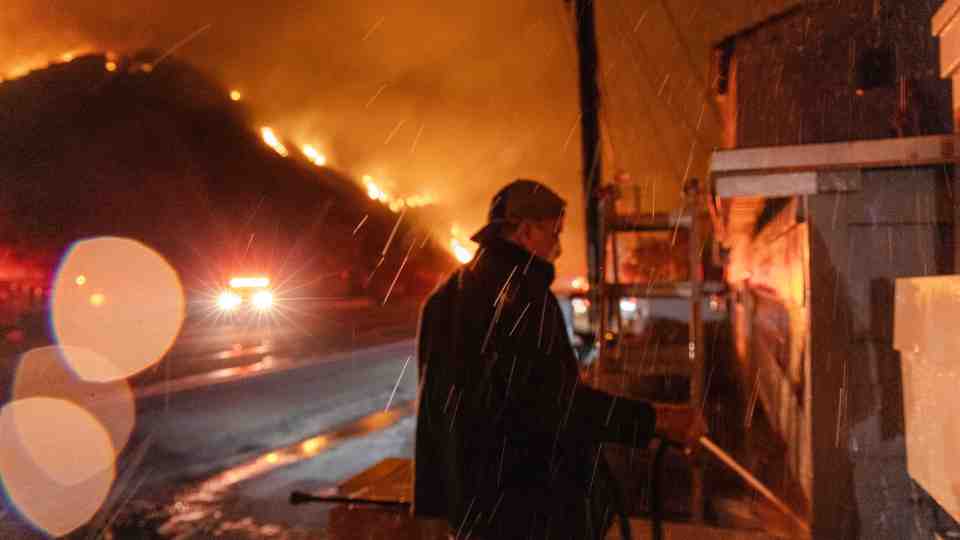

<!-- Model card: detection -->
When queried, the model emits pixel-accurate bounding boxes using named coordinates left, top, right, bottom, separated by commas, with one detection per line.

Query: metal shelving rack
left=593, top=178, right=724, bottom=521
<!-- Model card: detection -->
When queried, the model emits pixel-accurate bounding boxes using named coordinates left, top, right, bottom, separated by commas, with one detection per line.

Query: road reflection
left=157, top=400, right=415, bottom=536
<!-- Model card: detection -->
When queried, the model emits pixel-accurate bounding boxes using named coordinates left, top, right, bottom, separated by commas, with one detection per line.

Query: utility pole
left=574, top=0, right=603, bottom=289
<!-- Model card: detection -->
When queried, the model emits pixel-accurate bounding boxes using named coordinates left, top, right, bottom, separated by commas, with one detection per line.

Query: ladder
left=592, top=178, right=723, bottom=522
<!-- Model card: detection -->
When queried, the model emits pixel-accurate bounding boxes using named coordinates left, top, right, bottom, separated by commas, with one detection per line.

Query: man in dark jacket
left=414, top=179, right=703, bottom=539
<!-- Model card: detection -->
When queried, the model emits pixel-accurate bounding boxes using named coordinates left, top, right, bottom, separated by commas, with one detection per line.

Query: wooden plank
left=807, top=192, right=856, bottom=539
left=715, top=172, right=817, bottom=198
left=894, top=276, right=960, bottom=524
left=933, top=0, right=960, bottom=38
left=816, top=169, right=862, bottom=193
left=938, top=16, right=960, bottom=79
left=710, top=135, right=959, bottom=175
left=934, top=0, right=960, bottom=81
left=715, top=170, right=864, bottom=199
left=337, top=457, right=412, bottom=503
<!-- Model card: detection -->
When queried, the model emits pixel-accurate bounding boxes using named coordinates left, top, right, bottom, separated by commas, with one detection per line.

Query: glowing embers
left=361, top=175, right=433, bottom=213
left=449, top=224, right=476, bottom=264
left=0, top=397, right=116, bottom=537
left=260, top=127, right=289, bottom=157
left=301, top=144, right=327, bottom=167
left=363, top=175, right=391, bottom=203
left=51, top=237, right=185, bottom=382
left=230, top=89, right=243, bottom=101
left=451, top=239, right=474, bottom=264
left=3, top=47, right=96, bottom=82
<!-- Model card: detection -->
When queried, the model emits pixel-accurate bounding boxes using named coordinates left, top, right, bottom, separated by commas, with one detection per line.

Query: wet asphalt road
left=0, top=305, right=420, bottom=540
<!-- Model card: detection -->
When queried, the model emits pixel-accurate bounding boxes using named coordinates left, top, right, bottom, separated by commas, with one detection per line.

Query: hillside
left=0, top=51, right=455, bottom=303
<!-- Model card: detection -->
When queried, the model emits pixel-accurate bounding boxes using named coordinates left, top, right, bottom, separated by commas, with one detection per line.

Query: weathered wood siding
left=723, top=0, right=950, bottom=148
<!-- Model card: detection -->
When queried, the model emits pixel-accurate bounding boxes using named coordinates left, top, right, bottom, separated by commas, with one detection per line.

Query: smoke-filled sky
left=4, top=0, right=799, bottom=280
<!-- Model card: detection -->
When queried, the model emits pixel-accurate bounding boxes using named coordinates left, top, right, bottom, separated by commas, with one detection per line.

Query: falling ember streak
left=497, top=438, right=508, bottom=487
left=260, top=127, right=288, bottom=156
left=537, top=291, right=549, bottom=348
left=448, top=392, right=462, bottom=432
left=381, top=209, right=405, bottom=258
left=605, top=397, right=618, bottom=426
left=836, top=361, right=848, bottom=447
left=362, top=16, right=386, bottom=41
left=385, top=356, right=411, bottom=411
left=745, top=370, right=761, bottom=428
left=494, top=267, right=519, bottom=307
left=411, top=123, right=424, bottom=154
left=632, top=10, right=649, bottom=32
left=353, top=215, right=369, bottom=236
left=505, top=356, right=517, bottom=398
left=301, top=144, right=326, bottom=166
left=509, top=302, right=532, bottom=335
left=454, top=499, right=477, bottom=540
left=658, top=73, right=671, bottom=96
left=562, top=113, right=581, bottom=152
left=366, top=83, right=389, bottom=108
left=154, top=23, right=213, bottom=67
left=384, top=119, right=407, bottom=145
left=588, top=444, right=603, bottom=493
left=488, top=492, right=505, bottom=523
left=383, top=238, right=417, bottom=305
left=481, top=301, right=506, bottom=354
left=522, top=252, right=535, bottom=275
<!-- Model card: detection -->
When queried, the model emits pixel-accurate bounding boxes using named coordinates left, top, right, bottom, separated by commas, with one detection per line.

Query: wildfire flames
left=6, top=50, right=476, bottom=267
left=260, top=127, right=289, bottom=157
left=361, top=175, right=433, bottom=214
left=449, top=224, right=476, bottom=264
left=2, top=47, right=98, bottom=82
left=301, top=145, right=327, bottom=167
left=363, top=175, right=472, bottom=264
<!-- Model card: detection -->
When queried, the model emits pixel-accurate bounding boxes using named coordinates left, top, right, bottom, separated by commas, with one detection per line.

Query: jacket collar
left=476, top=238, right=556, bottom=288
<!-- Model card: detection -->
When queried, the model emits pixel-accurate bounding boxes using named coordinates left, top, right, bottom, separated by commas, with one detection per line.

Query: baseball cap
left=470, top=179, right=567, bottom=243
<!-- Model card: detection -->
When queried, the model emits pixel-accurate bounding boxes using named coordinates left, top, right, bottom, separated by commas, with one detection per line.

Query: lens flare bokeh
left=0, top=397, right=116, bottom=537
left=14, top=346, right=135, bottom=461
left=51, top=237, right=185, bottom=382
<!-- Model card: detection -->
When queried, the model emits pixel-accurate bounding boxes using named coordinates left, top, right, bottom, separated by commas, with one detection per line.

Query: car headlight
left=252, top=290, right=273, bottom=310
left=217, top=291, right=242, bottom=311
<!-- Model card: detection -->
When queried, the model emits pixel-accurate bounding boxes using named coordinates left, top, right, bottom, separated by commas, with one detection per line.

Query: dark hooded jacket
left=413, top=238, right=656, bottom=539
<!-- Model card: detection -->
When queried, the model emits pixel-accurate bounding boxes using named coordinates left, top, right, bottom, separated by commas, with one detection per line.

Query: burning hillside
left=0, top=51, right=457, bottom=302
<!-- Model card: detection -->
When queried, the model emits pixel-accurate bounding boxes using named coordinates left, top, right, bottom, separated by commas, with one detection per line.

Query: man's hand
left=653, top=404, right=707, bottom=451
